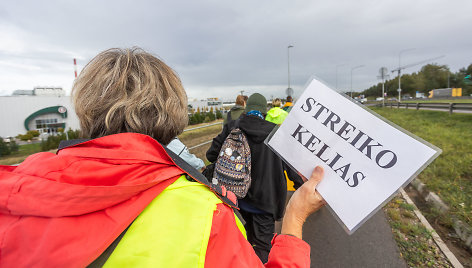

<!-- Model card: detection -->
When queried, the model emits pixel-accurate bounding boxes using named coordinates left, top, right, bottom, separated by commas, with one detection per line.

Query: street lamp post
left=336, top=64, right=345, bottom=91
left=350, top=65, right=364, bottom=98
left=398, top=48, right=415, bottom=101
left=287, top=45, right=293, bottom=92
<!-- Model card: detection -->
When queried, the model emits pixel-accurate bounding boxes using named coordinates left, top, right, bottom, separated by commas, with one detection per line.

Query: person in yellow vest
left=0, top=47, right=326, bottom=267
left=266, top=98, right=288, bottom=125
left=282, top=95, right=294, bottom=112
left=265, top=99, right=296, bottom=192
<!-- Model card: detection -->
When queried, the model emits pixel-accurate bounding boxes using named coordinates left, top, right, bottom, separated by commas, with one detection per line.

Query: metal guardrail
left=380, top=102, right=472, bottom=114
left=183, top=122, right=222, bottom=132
left=183, top=121, right=223, bottom=150
left=188, top=140, right=214, bottom=150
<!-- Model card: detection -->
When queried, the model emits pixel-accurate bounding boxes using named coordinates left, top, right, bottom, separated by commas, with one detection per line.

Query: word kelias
left=291, top=97, right=398, bottom=187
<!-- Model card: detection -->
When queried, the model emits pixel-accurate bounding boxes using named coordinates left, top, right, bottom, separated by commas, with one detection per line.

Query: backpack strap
left=234, top=117, right=240, bottom=129
left=163, top=146, right=241, bottom=211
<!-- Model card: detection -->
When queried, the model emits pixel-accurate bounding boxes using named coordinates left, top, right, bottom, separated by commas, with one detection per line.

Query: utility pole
left=397, top=48, right=415, bottom=102
left=378, top=67, right=389, bottom=107
left=287, top=45, right=294, bottom=91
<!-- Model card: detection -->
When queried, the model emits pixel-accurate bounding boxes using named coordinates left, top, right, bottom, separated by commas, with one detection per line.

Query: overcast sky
left=0, top=0, right=471, bottom=100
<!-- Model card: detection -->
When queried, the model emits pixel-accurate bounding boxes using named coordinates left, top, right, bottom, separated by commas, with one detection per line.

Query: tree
left=359, top=63, right=472, bottom=98
left=421, top=64, right=448, bottom=91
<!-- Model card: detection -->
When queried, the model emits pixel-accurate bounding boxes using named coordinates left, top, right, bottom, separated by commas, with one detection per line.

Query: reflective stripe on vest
left=104, top=175, right=246, bottom=267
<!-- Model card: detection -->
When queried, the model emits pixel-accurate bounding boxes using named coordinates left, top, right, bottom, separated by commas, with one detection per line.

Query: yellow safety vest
left=104, top=175, right=246, bottom=267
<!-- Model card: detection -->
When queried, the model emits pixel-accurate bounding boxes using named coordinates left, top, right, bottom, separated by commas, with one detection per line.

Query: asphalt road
left=276, top=193, right=407, bottom=267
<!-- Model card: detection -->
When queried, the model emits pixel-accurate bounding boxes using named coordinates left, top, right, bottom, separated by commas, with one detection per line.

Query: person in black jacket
left=206, top=93, right=304, bottom=263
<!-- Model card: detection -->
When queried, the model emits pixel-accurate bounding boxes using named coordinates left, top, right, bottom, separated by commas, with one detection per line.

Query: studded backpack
left=212, top=124, right=251, bottom=198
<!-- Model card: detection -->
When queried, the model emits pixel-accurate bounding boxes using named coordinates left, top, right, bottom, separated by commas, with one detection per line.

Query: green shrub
left=41, top=134, right=64, bottom=151
left=9, top=140, right=19, bottom=153
left=206, top=112, right=216, bottom=121
left=0, top=138, right=11, bottom=156
left=188, top=112, right=219, bottom=125
left=40, top=129, right=81, bottom=151
left=27, top=130, right=40, bottom=137
left=67, top=129, right=81, bottom=140
left=18, top=133, right=34, bottom=141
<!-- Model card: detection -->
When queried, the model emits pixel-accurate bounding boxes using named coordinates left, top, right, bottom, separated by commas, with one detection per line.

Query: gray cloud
left=0, top=0, right=471, bottom=99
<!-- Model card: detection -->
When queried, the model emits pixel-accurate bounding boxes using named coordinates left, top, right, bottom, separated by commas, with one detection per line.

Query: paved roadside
left=302, top=207, right=407, bottom=268
left=276, top=192, right=407, bottom=267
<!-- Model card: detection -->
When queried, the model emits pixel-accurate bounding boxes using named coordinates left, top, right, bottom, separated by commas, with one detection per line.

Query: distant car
left=376, top=97, right=384, bottom=101
left=388, top=98, right=397, bottom=101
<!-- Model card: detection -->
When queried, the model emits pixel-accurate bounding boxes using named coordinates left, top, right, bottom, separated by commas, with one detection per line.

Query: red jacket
left=0, top=133, right=310, bottom=267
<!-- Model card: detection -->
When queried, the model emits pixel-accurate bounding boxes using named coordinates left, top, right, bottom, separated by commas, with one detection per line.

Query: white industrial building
left=0, top=92, right=241, bottom=139
left=0, top=88, right=80, bottom=138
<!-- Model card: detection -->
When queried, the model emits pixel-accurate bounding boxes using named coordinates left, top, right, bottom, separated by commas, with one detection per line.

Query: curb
left=410, top=178, right=472, bottom=253
left=400, top=188, right=463, bottom=268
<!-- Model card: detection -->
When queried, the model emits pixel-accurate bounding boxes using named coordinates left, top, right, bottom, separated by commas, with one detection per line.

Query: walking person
left=265, top=98, right=288, bottom=125
left=224, top=94, right=246, bottom=125
left=207, top=93, right=304, bottom=263
left=282, top=95, right=294, bottom=112
left=0, top=48, right=325, bottom=267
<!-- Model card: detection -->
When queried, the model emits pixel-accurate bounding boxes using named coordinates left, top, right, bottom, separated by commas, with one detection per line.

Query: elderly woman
left=0, top=48, right=325, bottom=267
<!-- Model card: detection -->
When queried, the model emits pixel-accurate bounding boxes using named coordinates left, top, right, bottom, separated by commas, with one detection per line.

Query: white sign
left=267, top=78, right=441, bottom=233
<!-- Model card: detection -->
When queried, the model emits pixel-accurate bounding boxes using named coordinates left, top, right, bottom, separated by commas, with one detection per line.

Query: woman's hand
left=281, top=166, right=326, bottom=239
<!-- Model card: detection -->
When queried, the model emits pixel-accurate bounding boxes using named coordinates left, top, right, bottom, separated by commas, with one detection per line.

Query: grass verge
left=371, top=107, right=472, bottom=227
left=385, top=196, right=452, bottom=267
left=179, top=120, right=223, bottom=147
left=0, top=143, right=44, bottom=165
left=180, top=121, right=223, bottom=162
